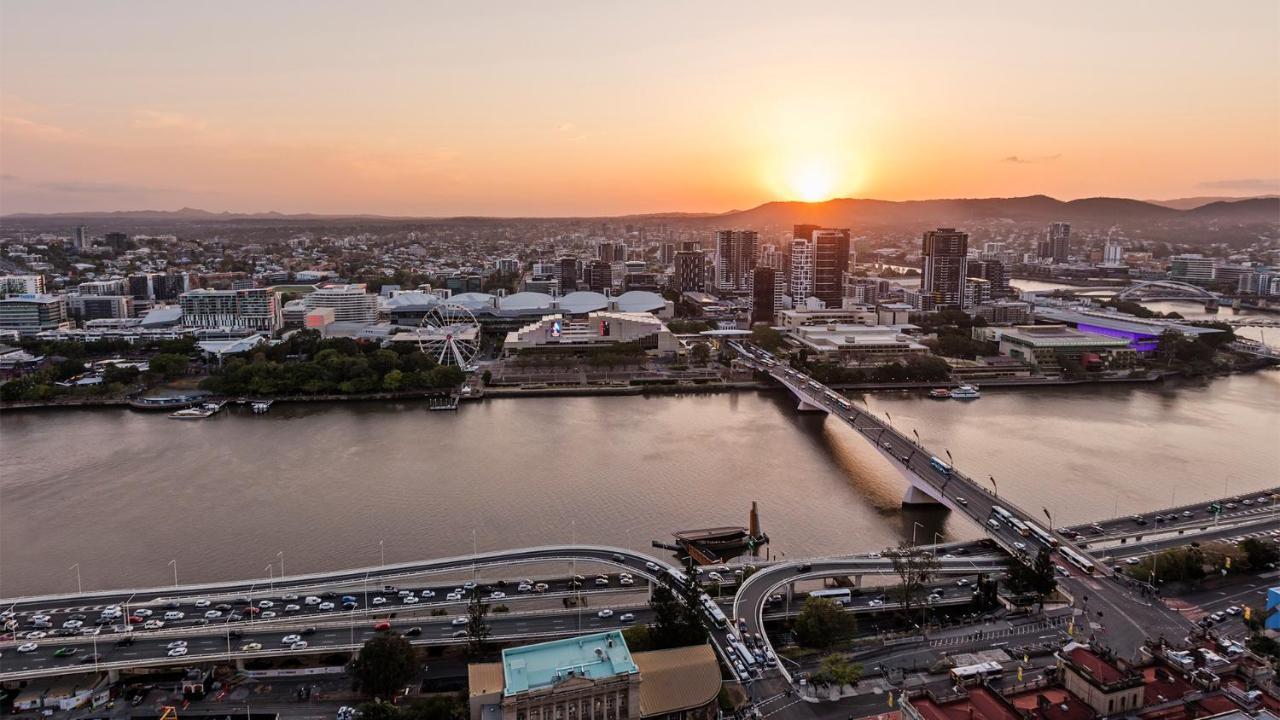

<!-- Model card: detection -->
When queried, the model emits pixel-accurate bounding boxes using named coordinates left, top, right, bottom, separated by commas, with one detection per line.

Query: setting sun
left=785, top=159, right=838, bottom=202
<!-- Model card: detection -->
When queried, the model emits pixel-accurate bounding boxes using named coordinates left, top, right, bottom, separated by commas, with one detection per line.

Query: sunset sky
left=2, top=1, right=1278, bottom=216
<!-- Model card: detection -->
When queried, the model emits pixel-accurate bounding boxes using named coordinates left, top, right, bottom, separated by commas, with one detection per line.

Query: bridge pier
left=902, top=481, right=944, bottom=506
left=107, top=668, right=120, bottom=683
left=796, top=398, right=826, bottom=413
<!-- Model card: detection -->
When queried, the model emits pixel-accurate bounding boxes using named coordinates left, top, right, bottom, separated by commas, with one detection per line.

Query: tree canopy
left=351, top=632, right=417, bottom=700
left=792, top=597, right=856, bottom=650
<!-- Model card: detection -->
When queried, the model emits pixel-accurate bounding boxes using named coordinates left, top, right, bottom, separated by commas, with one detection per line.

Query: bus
left=1026, top=521, right=1060, bottom=548
left=1060, top=547, right=1096, bottom=575
left=949, top=661, right=1004, bottom=686
left=705, top=602, right=728, bottom=629
left=807, top=588, right=853, bottom=606
left=991, top=506, right=1032, bottom=537
left=734, top=641, right=758, bottom=667
left=929, top=457, right=953, bottom=476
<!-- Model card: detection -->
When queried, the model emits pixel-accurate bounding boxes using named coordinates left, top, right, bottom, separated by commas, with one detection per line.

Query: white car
left=134, top=608, right=154, bottom=618
left=517, top=583, right=533, bottom=593
left=304, top=596, right=322, bottom=605
left=284, top=604, right=301, bottom=612
left=240, top=642, right=262, bottom=651
left=25, top=631, right=47, bottom=640
left=1124, top=558, right=1140, bottom=566
left=446, top=592, right=463, bottom=602
left=645, top=561, right=660, bottom=572
left=1013, top=542, right=1027, bottom=551
left=462, top=581, right=477, bottom=591
left=204, top=610, right=223, bottom=619
left=402, top=596, right=419, bottom=605
left=281, top=634, right=301, bottom=644
left=597, top=609, right=614, bottom=618
left=143, top=620, right=165, bottom=630
left=867, top=599, right=884, bottom=607
left=290, top=641, right=308, bottom=650
left=619, top=576, right=635, bottom=586
left=194, top=599, right=211, bottom=608
left=372, top=597, right=387, bottom=606
left=595, top=577, right=609, bottom=586
left=164, top=611, right=184, bottom=620
left=956, top=579, right=970, bottom=587
left=258, top=600, right=273, bottom=609
left=17, top=642, right=38, bottom=653
left=318, top=602, right=335, bottom=611
left=619, top=613, right=636, bottom=623
left=166, top=640, right=188, bottom=649
left=167, top=646, right=188, bottom=657
left=420, top=589, right=436, bottom=598
left=261, top=611, right=277, bottom=619
left=489, top=591, right=506, bottom=599
left=1226, top=606, right=1242, bottom=616
left=451, top=617, right=468, bottom=626
left=281, top=594, right=299, bottom=601
left=62, top=620, right=84, bottom=629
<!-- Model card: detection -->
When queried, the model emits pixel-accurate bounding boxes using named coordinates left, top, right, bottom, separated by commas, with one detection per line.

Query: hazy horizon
left=2, top=1, right=1278, bottom=216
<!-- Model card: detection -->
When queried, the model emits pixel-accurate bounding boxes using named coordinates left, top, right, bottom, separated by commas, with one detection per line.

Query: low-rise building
left=179, top=288, right=282, bottom=333
left=303, top=283, right=380, bottom=323
left=786, top=323, right=928, bottom=365
left=468, top=632, right=720, bottom=720
left=503, top=311, right=680, bottom=357
left=778, top=306, right=878, bottom=328
left=984, top=324, right=1136, bottom=372
left=0, top=294, right=69, bottom=336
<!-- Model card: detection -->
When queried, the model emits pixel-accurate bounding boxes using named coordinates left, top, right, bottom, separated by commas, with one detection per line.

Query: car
left=281, top=593, right=299, bottom=601
left=1244, top=499, right=1254, bottom=506
left=133, top=608, right=153, bottom=618
left=881, top=441, right=893, bottom=450
left=261, top=611, right=278, bottom=619
left=402, top=596, right=419, bottom=604
left=597, top=609, right=614, bottom=618
left=489, top=591, right=506, bottom=599
left=168, top=646, right=188, bottom=657
left=115, top=636, right=135, bottom=647
left=304, top=596, right=322, bottom=605
left=318, top=602, right=335, bottom=611
left=452, top=617, right=468, bottom=626
left=240, top=642, right=262, bottom=651
left=342, top=602, right=358, bottom=611
left=383, top=585, right=399, bottom=593
left=1211, top=612, right=1226, bottom=622
left=215, top=603, right=232, bottom=611
left=204, top=609, right=223, bottom=619
left=244, top=607, right=261, bottom=616
left=1014, top=542, right=1027, bottom=551
left=1226, top=503, right=1237, bottom=510
left=612, top=553, right=626, bottom=562
left=62, top=619, right=83, bottom=629
left=451, top=629, right=469, bottom=638
left=404, top=626, right=422, bottom=636
left=127, top=615, right=144, bottom=624
left=167, top=640, right=188, bottom=649
left=54, top=646, right=79, bottom=657
left=956, top=579, right=970, bottom=587
left=463, top=581, right=478, bottom=591
left=194, top=599, right=211, bottom=608
left=645, top=561, right=660, bottom=572
left=374, top=621, right=392, bottom=631
left=1124, top=558, right=1140, bottom=565
left=534, top=583, right=549, bottom=593
left=900, top=454, right=911, bottom=463
left=446, top=591, right=463, bottom=601
left=619, top=576, right=635, bottom=586
left=258, top=600, right=274, bottom=609
left=290, top=640, right=309, bottom=650
left=420, top=589, right=436, bottom=598
left=280, top=634, right=303, bottom=645
left=17, top=642, right=38, bottom=653
left=1055, top=565, right=1069, bottom=576
left=955, top=497, right=968, bottom=506
left=164, top=611, right=184, bottom=620
left=1183, top=510, right=1194, bottom=517
left=372, top=596, right=387, bottom=605
left=284, top=604, right=301, bottom=612
left=707, top=572, right=723, bottom=583
left=619, top=613, right=636, bottom=623
left=80, top=653, right=104, bottom=664
left=595, top=577, right=609, bottom=586
left=1226, top=606, right=1242, bottom=616
left=143, top=620, right=165, bottom=630
left=517, top=583, right=533, bottom=592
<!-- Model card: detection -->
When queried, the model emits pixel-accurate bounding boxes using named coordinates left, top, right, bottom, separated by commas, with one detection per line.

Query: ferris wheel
left=417, top=302, right=481, bottom=370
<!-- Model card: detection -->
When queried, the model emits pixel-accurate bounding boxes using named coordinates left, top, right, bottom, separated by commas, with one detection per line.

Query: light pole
left=934, top=532, right=945, bottom=547
left=70, top=563, right=82, bottom=595
left=988, top=475, right=998, bottom=499
left=379, top=540, right=385, bottom=570
left=472, top=529, right=478, bottom=582
left=168, top=559, right=178, bottom=587
left=912, top=521, right=923, bottom=547
left=945, top=449, right=953, bottom=467
left=277, top=550, right=285, bottom=579
left=266, top=564, right=274, bottom=593
left=1043, top=508, right=1054, bottom=533
left=912, top=428, right=921, bottom=446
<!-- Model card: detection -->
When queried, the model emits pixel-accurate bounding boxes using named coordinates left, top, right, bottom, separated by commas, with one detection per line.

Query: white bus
left=807, top=588, right=853, bottom=606
left=949, top=661, right=1003, bottom=685
left=1026, top=521, right=1060, bottom=548
left=1060, top=547, right=1096, bottom=575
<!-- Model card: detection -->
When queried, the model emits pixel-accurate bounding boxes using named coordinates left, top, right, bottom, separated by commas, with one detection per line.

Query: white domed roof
left=559, top=291, right=610, bottom=314
left=383, top=291, right=441, bottom=309
left=449, top=292, right=497, bottom=310
left=500, top=291, right=555, bottom=311
left=614, top=290, right=666, bottom=313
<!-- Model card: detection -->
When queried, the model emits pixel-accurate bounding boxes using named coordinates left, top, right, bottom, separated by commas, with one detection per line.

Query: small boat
left=929, top=388, right=951, bottom=399
left=170, top=407, right=214, bottom=419
left=950, top=384, right=981, bottom=399
left=251, top=400, right=273, bottom=414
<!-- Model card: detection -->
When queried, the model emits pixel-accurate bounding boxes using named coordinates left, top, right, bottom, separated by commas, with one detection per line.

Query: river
left=3, top=371, right=1277, bottom=597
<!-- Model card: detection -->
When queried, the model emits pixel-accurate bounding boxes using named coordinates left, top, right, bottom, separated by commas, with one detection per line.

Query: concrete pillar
left=107, top=668, right=120, bottom=683
left=796, top=398, right=826, bottom=413
left=903, top=483, right=943, bottom=505
left=235, top=658, right=246, bottom=670
left=851, top=575, right=862, bottom=588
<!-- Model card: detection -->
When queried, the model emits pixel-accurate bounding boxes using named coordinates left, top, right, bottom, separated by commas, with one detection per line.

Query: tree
left=147, top=353, right=189, bottom=379
left=466, top=592, right=491, bottom=657
left=351, top=633, right=417, bottom=700
left=648, top=562, right=707, bottom=649
left=792, top=597, right=856, bottom=650
left=812, top=653, right=863, bottom=688
left=621, top=624, right=654, bottom=651
left=691, top=343, right=711, bottom=365
left=1241, top=538, right=1280, bottom=571
left=750, top=324, right=785, bottom=352
left=884, top=543, right=940, bottom=621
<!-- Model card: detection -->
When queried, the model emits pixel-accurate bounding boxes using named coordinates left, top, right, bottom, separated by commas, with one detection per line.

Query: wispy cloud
left=1002, top=153, right=1062, bottom=164
left=5, top=176, right=179, bottom=195
left=0, top=115, right=80, bottom=141
left=133, top=109, right=208, bottom=131
left=1197, top=178, right=1280, bottom=192
left=556, top=122, right=577, bottom=133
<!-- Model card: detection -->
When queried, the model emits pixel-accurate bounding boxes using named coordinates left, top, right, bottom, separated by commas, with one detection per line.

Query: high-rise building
left=303, top=283, right=380, bottom=323
left=76, top=279, right=130, bottom=296
left=1046, top=222, right=1071, bottom=264
left=658, top=242, right=675, bottom=265
left=180, top=288, right=281, bottom=332
left=809, top=228, right=851, bottom=307
left=673, top=249, right=705, bottom=293
left=0, top=294, right=68, bottom=336
left=73, top=225, right=89, bottom=252
left=152, top=273, right=188, bottom=301
left=1169, top=254, right=1216, bottom=283
left=968, top=259, right=1010, bottom=297
left=495, top=258, right=520, bottom=274
left=1103, top=241, right=1124, bottom=266
left=584, top=260, right=614, bottom=294
left=714, top=230, right=758, bottom=294
left=556, top=257, right=579, bottom=292
left=104, top=232, right=130, bottom=252
left=789, top=239, right=814, bottom=301
left=921, top=228, right=970, bottom=309
left=750, top=267, right=784, bottom=326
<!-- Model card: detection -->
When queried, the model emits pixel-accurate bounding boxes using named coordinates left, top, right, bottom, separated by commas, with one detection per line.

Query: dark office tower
left=921, top=228, right=970, bottom=309
left=659, top=242, right=675, bottom=265
left=128, top=274, right=153, bottom=300
left=585, top=260, right=613, bottom=294
left=104, top=232, right=130, bottom=252
left=677, top=240, right=700, bottom=253
left=810, top=228, right=851, bottom=308
left=792, top=224, right=821, bottom=244
left=714, top=230, right=759, bottom=294
left=1047, top=222, right=1071, bottom=264
left=152, top=273, right=187, bottom=301
left=750, top=267, right=782, bottom=325
left=674, top=249, right=706, bottom=293
left=557, top=257, right=579, bottom=292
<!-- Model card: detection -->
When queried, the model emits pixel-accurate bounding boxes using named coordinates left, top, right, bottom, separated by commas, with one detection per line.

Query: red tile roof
left=1067, top=647, right=1126, bottom=685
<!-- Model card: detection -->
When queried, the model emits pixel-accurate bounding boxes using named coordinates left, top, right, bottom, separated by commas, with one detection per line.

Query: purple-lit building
left=1033, top=307, right=1222, bottom=355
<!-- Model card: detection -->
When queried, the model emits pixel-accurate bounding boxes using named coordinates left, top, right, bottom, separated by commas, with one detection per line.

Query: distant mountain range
left=3, top=195, right=1277, bottom=227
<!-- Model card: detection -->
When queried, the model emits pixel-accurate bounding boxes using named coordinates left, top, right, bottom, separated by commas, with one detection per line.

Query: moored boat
left=929, top=388, right=951, bottom=399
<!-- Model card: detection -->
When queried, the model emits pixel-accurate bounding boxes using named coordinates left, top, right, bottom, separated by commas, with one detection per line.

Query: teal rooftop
left=501, top=630, right=638, bottom=696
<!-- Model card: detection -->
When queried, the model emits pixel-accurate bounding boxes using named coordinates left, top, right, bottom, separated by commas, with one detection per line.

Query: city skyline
left=3, top=2, right=1279, bottom=216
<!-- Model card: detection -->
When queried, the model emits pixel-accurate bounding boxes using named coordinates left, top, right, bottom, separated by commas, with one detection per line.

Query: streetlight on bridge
left=912, top=428, right=921, bottom=446
left=70, top=563, right=82, bottom=595
left=988, top=475, right=999, bottom=499
left=911, top=521, right=924, bottom=547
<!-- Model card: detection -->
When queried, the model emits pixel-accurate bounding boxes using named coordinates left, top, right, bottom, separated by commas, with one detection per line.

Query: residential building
left=963, top=277, right=992, bottom=309
left=73, top=225, right=89, bottom=252
left=496, top=258, right=520, bottom=274
left=303, top=283, right=380, bottom=323
left=1169, top=254, right=1217, bottom=283
left=1045, top=221, right=1071, bottom=263
left=714, top=229, right=758, bottom=294
left=0, top=275, right=45, bottom=297
left=792, top=226, right=850, bottom=308
left=789, top=238, right=814, bottom=301
left=658, top=242, right=675, bottom=265
left=0, top=294, right=69, bottom=336
left=967, top=259, right=1009, bottom=297
left=557, top=257, right=580, bottom=292
left=67, top=295, right=133, bottom=324
left=467, top=632, right=720, bottom=720
left=76, top=279, right=129, bottom=296
left=1103, top=240, right=1125, bottom=266
left=921, top=228, right=969, bottom=309
left=971, top=300, right=1033, bottom=325
left=179, top=288, right=282, bottom=332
